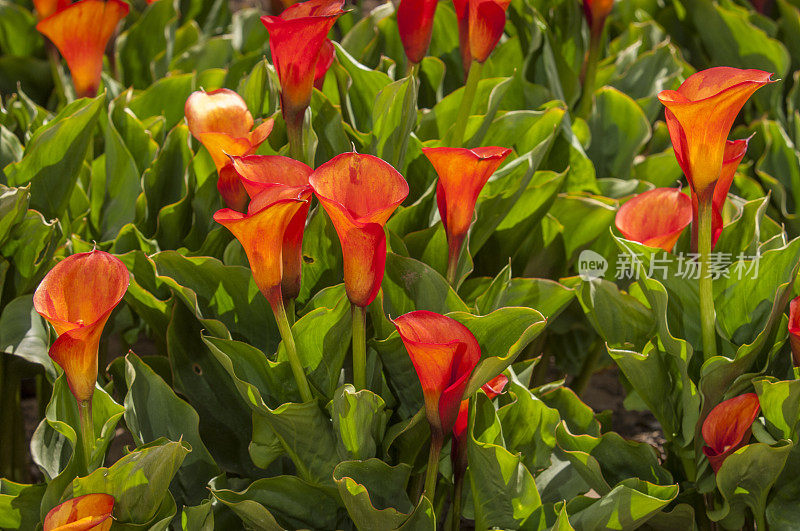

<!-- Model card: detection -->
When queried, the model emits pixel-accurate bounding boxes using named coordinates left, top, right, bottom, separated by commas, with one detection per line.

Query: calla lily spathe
left=184, top=88, right=274, bottom=211
left=33, top=251, right=129, bottom=403
left=43, top=493, right=115, bottom=531
left=788, top=296, right=800, bottom=366
left=33, top=0, right=70, bottom=19
left=615, top=188, right=693, bottom=252
left=582, top=0, right=614, bottom=36
left=453, top=0, right=511, bottom=68
left=230, top=155, right=313, bottom=301
left=702, top=393, right=760, bottom=473
left=397, top=0, right=438, bottom=64
left=36, top=0, right=130, bottom=98
left=659, top=67, right=773, bottom=200
left=309, top=153, right=409, bottom=307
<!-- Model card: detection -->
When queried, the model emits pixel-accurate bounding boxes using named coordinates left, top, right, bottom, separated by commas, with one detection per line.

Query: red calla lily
left=397, top=0, right=438, bottom=65
left=33, top=0, right=71, bottom=19
left=452, top=0, right=510, bottom=70
left=615, top=188, right=693, bottom=252
left=393, top=311, right=482, bottom=437
left=658, top=67, right=773, bottom=200
left=185, top=89, right=274, bottom=211
left=33, top=251, right=129, bottom=403
left=702, top=393, right=760, bottom=473
left=451, top=374, right=508, bottom=475
left=314, top=39, right=335, bottom=90
left=44, top=493, right=114, bottom=531
left=309, top=153, right=409, bottom=307
left=789, top=296, right=800, bottom=367
left=261, top=0, right=345, bottom=132
left=230, top=155, right=313, bottom=301
left=214, top=188, right=311, bottom=312
left=582, top=0, right=614, bottom=36
left=423, top=146, right=511, bottom=276
left=36, top=0, right=129, bottom=98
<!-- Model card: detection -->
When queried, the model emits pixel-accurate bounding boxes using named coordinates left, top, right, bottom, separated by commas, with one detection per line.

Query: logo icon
left=578, top=250, right=608, bottom=281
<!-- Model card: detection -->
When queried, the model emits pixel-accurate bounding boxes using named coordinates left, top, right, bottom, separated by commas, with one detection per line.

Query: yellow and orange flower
left=582, top=0, right=614, bottom=36
left=33, top=0, right=71, bottom=20
left=36, top=0, right=130, bottom=98
left=452, top=0, right=511, bottom=68
left=184, top=89, right=274, bottom=211
left=659, top=67, right=773, bottom=200
left=230, top=155, right=313, bottom=301
left=33, top=251, right=129, bottom=403
left=43, top=493, right=114, bottom=531
left=615, top=188, right=693, bottom=252
left=309, top=153, right=409, bottom=307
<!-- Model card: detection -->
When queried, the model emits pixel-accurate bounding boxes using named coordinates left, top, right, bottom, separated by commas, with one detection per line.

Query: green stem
left=698, top=199, right=717, bottom=360
left=573, top=341, right=603, bottom=396
left=273, top=301, right=313, bottom=402
left=451, top=472, right=464, bottom=531
left=423, top=431, right=443, bottom=501
left=446, top=241, right=461, bottom=287
left=394, top=62, right=420, bottom=170
left=284, top=298, right=296, bottom=327
left=78, top=399, right=94, bottom=473
left=576, top=30, right=602, bottom=118
left=285, top=108, right=306, bottom=163
left=352, top=304, right=367, bottom=391
left=449, top=60, right=484, bottom=147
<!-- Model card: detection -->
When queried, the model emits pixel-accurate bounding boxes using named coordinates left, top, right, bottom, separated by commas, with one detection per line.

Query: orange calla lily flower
left=452, top=0, right=510, bottom=68
left=451, top=374, right=508, bottom=476
left=394, top=311, right=482, bottom=438
left=33, top=251, right=129, bottom=403
left=261, top=0, right=345, bottom=133
left=185, top=89, right=274, bottom=211
left=702, top=393, right=760, bottom=473
left=309, top=153, right=409, bottom=307
left=397, top=0, right=438, bottom=65
left=33, top=0, right=71, bottom=20
left=789, top=296, right=800, bottom=367
left=314, top=39, right=335, bottom=90
left=43, top=493, right=115, bottom=531
left=214, top=188, right=310, bottom=312
left=36, top=0, right=129, bottom=98
left=615, top=188, right=693, bottom=252
left=230, top=155, right=313, bottom=301
left=582, top=0, right=614, bottom=36
left=658, top=67, right=773, bottom=200
left=422, top=146, right=511, bottom=280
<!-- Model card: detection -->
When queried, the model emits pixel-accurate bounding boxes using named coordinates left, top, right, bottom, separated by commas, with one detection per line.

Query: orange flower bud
left=33, top=251, right=129, bottom=403
left=43, top=493, right=114, bottom=531
left=261, top=0, right=345, bottom=130
left=230, top=155, right=313, bottom=301
left=309, top=153, right=409, bottom=307
left=702, top=393, right=760, bottom=473
left=36, top=0, right=130, bottom=98
left=397, top=0, right=438, bottom=64
left=214, top=189, right=310, bottom=311
left=393, top=311, right=482, bottom=437
left=184, top=88, right=274, bottom=211
left=659, top=67, right=773, bottom=200
left=423, top=146, right=511, bottom=268
left=451, top=374, right=508, bottom=476
left=33, top=0, right=71, bottom=20
left=582, top=0, right=614, bottom=36
left=615, top=188, right=693, bottom=252
left=789, top=296, right=800, bottom=367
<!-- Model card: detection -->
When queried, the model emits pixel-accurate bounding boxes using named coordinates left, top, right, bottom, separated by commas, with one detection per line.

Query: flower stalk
left=697, top=198, right=717, bottom=360
left=577, top=29, right=602, bottom=118
left=352, top=304, right=367, bottom=390
left=450, top=60, right=484, bottom=147
left=78, top=399, right=94, bottom=472
left=423, top=430, right=443, bottom=500
left=273, top=300, right=313, bottom=402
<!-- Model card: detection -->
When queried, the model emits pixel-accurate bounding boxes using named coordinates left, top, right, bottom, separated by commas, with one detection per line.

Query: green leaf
left=123, top=353, right=220, bottom=507
left=297, top=206, right=344, bottom=305
left=555, top=421, right=673, bottom=495
left=497, top=381, right=560, bottom=472
left=332, top=41, right=392, bottom=132
left=470, top=265, right=575, bottom=319
left=0, top=294, right=53, bottom=377
left=371, top=73, right=418, bottom=170
left=65, top=438, right=190, bottom=525
left=468, top=393, right=541, bottom=529
left=586, top=86, right=651, bottom=180
left=128, top=73, right=196, bottom=130
left=710, top=441, right=792, bottom=527
left=576, top=278, right=654, bottom=350
left=212, top=476, right=340, bottom=531
left=5, top=95, right=103, bottom=218
left=116, top=0, right=178, bottom=88
left=754, top=378, right=800, bottom=440
left=181, top=499, right=214, bottom=531
left=329, top=385, right=389, bottom=461
left=0, top=1, right=43, bottom=57
left=333, top=459, right=421, bottom=531
left=451, top=308, right=547, bottom=396
left=0, top=480, right=44, bottom=530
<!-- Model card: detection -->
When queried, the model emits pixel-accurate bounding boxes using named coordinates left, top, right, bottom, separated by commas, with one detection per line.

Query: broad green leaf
left=65, top=438, right=190, bottom=525
left=332, top=41, right=392, bottom=132
left=576, top=278, right=653, bottom=350
left=124, top=353, right=220, bottom=507
left=128, top=73, right=196, bottom=129
left=0, top=295, right=53, bottom=377
left=297, top=206, right=344, bottom=305
left=0, top=480, right=44, bottom=530
left=116, top=0, right=178, bottom=88
left=181, top=499, right=214, bottom=531
left=497, top=381, right=560, bottom=472
left=371, top=73, right=418, bottom=170
left=212, top=476, right=340, bottom=530
left=5, top=95, right=103, bottom=217
left=0, top=1, right=43, bottom=57
left=329, top=385, right=389, bottom=461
